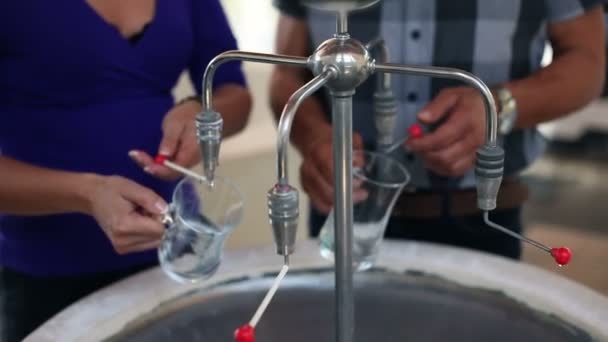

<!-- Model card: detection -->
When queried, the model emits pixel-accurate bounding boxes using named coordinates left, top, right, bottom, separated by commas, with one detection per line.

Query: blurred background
left=172, top=1, right=608, bottom=295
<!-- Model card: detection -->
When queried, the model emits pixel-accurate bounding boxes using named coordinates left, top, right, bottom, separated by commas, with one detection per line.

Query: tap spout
left=201, top=51, right=309, bottom=111
left=374, top=62, right=504, bottom=210
left=268, top=66, right=336, bottom=258
left=374, top=62, right=498, bottom=144
left=197, top=51, right=308, bottom=184
left=277, top=67, right=337, bottom=186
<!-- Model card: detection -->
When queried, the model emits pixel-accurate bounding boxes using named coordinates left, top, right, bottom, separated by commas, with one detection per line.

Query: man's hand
left=85, top=175, right=168, bottom=255
left=129, top=99, right=202, bottom=180
left=406, top=86, right=486, bottom=177
left=300, top=131, right=366, bottom=214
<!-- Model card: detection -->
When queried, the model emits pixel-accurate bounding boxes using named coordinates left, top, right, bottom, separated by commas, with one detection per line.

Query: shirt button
left=411, top=30, right=421, bottom=40
left=407, top=92, right=418, bottom=102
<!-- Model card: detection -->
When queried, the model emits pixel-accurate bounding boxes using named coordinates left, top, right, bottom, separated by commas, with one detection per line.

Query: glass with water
left=158, top=176, right=243, bottom=283
left=319, top=150, right=410, bottom=271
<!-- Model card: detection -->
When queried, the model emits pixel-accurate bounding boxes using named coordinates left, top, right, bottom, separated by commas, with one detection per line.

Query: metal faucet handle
left=196, top=110, right=223, bottom=185
left=475, top=145, right=505, bottom=211
left=267, top=184, right=299, bottom=256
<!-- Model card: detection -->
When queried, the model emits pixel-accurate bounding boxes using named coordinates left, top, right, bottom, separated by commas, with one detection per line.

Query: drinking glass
left=319, top=150, right=410, bottom=271
left=158, top=176, right=243, bottom=283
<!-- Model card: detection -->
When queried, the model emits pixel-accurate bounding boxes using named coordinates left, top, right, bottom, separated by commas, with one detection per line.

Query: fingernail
left=155, top=201, right=168, bottom=214
left=143, top=166, right=153, bottom=174
left=418, top=111, right=431, bottom=121
left=158, top=149, right=171, bottom=156
left=128, top=150, right=139, bottom=160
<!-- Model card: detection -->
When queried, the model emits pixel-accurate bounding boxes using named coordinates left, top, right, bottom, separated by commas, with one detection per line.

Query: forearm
left=506, top=48, right=605, bottom=128
left=0, top=156, right=96, bottom=215
left=213, top=84, right=252, bottom=138
left=270, top=68, right=332, bottom=154
left=505, top=7, right=605, bottom=128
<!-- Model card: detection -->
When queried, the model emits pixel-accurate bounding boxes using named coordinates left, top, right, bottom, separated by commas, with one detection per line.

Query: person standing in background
left=0, top=0, right=251, bottom=341
left=270, top=0, right=604, bottom=258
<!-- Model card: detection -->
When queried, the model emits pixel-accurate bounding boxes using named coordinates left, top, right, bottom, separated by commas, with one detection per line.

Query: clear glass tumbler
left=158, top=176, right=244, bottom=283
left=319, top=150, right=410, bottom=271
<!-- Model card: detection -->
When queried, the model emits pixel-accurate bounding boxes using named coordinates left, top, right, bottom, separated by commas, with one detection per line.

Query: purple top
left=0, top=0, right=245, bottom=276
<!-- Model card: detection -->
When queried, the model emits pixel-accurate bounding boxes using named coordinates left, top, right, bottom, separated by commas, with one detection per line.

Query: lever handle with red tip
left=483, top=212, right=572, bottom=266
left=384, top=123, right=424, bottom=153
left=234, top=324, right=255, bottom=342
left=154, top=154, right=207, bottom=183
left=384, top=126, right=572, bottom=266
left=551, top=247, right=572, bottom=266
left=380, top=126, right=572, bottom=266
left=234, top=265, right=289, bottom=342
left=153, top=154, right=169, bottom=165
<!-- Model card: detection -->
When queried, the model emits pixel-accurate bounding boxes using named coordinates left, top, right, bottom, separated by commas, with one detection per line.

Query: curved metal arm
left=374, top=62, right=498, bottom=145
left=365, top=38, right=391, bottom=91
left=374, top=62, right=503, bottom=211
left=201, top=51, right=309, bottom=111
left=277, top=67, right=337, bottom=185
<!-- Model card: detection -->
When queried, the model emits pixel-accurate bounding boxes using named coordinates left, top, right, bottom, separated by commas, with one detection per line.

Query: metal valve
left=196, top=110, right=223, bottom=185
left=267, top=184, right=299, bottom=258
left=373, top=90, right=398, bottom=148
left=475, top=145, right=505, bottom=211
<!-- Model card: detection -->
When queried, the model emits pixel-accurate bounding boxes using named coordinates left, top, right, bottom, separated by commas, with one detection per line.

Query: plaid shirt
left=274, top=0, right=603, bottom=189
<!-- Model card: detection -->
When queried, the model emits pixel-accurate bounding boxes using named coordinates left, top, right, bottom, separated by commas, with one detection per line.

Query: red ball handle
left=551, top=247, right=572, bottom=266
left=234, top=324, right=255, bottom=342
left=154, top=154, right=169, bottom=165
left=408, top=123, right=424, bottom=139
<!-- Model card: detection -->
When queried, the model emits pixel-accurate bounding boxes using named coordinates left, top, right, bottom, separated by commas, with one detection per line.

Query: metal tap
left=198, top=1, right=503, bottom=340
left=366, top=38, right=398, bottom=149
left=197, top=52, right=309, bottom=184
left=269, top=67, right=337, bottom=261
left=372, top=63, right=504, bottom=210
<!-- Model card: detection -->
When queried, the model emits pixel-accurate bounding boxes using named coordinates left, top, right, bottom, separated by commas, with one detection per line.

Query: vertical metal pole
left=331, top=92, right=355, bottom=342
left=337, top=11, right=348, bottom=35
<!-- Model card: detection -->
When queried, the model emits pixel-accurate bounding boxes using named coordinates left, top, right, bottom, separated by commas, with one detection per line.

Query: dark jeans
left=0, top=263, right=155, bottom=342
left=310, top=206, right=523, bottom=260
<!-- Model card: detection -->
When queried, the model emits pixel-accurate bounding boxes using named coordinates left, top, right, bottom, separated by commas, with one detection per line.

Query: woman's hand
left=129, top=99, right=202, bottom=180
left=85, top=175, right=168, bottom=254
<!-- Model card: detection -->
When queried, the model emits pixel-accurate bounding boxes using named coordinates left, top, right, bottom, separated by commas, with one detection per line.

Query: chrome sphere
left=302, top=0, right=381, bottom=13
left=309, top=37, right=372, bottom=93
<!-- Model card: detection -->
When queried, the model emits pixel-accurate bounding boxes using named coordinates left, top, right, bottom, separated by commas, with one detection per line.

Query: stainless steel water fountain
left=196, top=1, right=504, bottom=341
